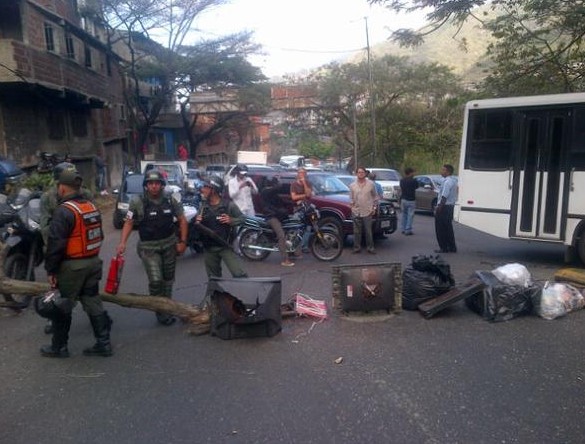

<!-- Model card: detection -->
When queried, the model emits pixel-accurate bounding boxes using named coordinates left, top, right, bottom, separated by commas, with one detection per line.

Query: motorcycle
left=37, top=151, right=69, bottom=173
left=0, top=188, right=44, bottom=309
left=238, top=201, right=343, bottom=262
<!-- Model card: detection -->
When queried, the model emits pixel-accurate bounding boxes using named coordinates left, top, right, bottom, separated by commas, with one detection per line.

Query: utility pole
left=365, top=17, right=377, bottom=161
left=353, top=100, right=359, bottom=171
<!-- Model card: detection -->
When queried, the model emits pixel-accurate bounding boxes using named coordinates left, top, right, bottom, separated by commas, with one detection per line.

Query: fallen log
left=0, top=241, right=211, bottom=330
left=0, top=243, right=299, bottom=335
left=554, top=268, right=585, bottom=287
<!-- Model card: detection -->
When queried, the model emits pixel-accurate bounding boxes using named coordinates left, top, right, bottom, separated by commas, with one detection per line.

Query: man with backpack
left=116, top=170, right=188, bottom=325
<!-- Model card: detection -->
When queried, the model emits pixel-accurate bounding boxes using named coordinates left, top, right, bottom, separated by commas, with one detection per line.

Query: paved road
left=1, top=209, right=583, bottom=444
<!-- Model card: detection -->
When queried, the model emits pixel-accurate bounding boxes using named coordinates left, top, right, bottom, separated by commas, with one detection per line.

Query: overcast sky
left=196, top=0, right=426, bottom=78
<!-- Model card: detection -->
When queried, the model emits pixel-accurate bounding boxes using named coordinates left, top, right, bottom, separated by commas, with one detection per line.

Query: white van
left=367, top=168, right=402, bottom=201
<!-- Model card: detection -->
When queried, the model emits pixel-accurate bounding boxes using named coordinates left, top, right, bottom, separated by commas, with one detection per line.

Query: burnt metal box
left=208, top=277, right=281, bottom=339
left=332, top=262, right=402, bottom=313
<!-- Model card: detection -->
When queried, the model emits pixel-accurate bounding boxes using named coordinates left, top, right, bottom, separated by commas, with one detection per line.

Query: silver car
left=414, top=174, right=457, bottom=213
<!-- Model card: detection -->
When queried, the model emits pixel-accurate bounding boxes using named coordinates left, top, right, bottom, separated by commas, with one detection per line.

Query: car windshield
left=309, top=174, right=349, bottom=195
left=373, top=170, right=401, bottom=181
left=124, top=175, right=144, bottom=193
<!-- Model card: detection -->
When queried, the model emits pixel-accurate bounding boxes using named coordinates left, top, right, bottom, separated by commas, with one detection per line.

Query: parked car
left=414, top=174, right=458, bottom=213
left=249, top=170, right=397, bottom=239
left=205, top=164, right=230, bottom=177
left=335, top=174, right=355, bottom=188
left=366, top=168, right=402, bottom=202
left=113, top=173, right=144, bottom=229
left=0, top=158, right=25, bottom=193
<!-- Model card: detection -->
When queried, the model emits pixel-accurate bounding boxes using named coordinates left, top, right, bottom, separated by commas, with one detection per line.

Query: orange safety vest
left=61, top=200, right=103, bottom=259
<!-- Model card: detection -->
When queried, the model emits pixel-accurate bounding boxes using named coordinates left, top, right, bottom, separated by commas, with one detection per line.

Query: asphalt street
left=0, top=208, right=583, bottom=444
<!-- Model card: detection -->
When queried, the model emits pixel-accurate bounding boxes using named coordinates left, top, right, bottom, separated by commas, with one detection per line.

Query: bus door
left=511, top=109, right=570, bottom=241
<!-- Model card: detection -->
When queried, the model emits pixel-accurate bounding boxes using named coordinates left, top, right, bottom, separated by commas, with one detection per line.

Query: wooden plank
left=418, top=278, right=485, bottom=319
left=554, top=268, right=585, bottom=286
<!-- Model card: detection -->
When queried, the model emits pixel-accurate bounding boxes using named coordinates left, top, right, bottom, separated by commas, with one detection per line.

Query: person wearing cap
left=39, top=162, right=93, bottom=335
left=41, top=167, right=112, bottom=358
left=195, top=175, right=248, bottom=278
left=227, top=164, right=257, bottom=217
left=116, top=170, right=188, bottom=326
left=40, top=162, right=94, bottom=251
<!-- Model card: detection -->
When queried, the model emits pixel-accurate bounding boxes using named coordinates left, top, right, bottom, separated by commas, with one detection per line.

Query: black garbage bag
left=466, top=271, right=541, bottom=322
left=402, top=255, right=455, bottom=310
left=411, top=254, right=456, bottom=286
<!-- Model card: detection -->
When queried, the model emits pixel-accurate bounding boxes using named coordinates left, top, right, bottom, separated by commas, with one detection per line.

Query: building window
left=47, top=110, right=66, bottom=140
left=84, top=44, right=92, bottom=68
left=70, top=111, right=88, bottom=138
left=65, top=34, right=75, bottom=59
left=44, top=23, right=55, bottom=52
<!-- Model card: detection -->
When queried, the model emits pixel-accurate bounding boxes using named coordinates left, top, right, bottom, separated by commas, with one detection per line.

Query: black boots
left=83, top=311, right=113, bottom=357
left=40, top=315, right=72, bottom=358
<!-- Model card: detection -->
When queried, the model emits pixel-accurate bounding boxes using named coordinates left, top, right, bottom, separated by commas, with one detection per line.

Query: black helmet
left=231, top=163, right=249, bottom=176
left=203, top=175, right=224, bottom=194
left=143, top=170, right=166, bottom=187
left=34, top=289, right=74, bottom=320
left=53, top=162, right=76, bottom=181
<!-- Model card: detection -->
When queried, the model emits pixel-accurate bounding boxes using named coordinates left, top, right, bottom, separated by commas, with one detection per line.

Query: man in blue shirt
left=434, top=164, right=458, bottom=253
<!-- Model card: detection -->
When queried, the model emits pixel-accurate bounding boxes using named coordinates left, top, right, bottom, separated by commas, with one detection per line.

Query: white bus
left=456, top=92, right=585, bottom=263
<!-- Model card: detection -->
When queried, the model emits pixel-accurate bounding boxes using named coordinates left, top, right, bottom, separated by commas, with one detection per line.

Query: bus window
left=465, top=110, right=513, bottom=170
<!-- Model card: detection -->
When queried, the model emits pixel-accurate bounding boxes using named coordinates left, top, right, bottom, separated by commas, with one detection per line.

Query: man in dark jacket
left=260, top=177, right=294, bottom=267
left=41, top=167, right=112, bottom=358
left=399, top=167, right=419, bottom=235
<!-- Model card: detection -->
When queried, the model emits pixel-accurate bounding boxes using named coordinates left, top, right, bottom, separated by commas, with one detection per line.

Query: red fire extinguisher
left=104, top=254, right=125, bottom=294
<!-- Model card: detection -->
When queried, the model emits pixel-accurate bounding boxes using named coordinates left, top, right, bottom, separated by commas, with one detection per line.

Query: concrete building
left=0, top=0, right=127, bottom=187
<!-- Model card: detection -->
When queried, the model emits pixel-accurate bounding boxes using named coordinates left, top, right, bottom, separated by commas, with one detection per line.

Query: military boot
left=83, top=312, right=113, bottom=357
left=40, top=315, right=71, bottom=358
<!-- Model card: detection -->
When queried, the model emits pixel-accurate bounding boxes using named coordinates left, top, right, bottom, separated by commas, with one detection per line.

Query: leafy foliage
left=307, top=55, right=463, bottom=171
left=369, top=0, right=585, bottom=95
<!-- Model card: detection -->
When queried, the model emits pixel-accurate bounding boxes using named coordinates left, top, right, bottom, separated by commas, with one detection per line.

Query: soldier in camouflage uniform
left=39, top=162, right=93, bottom=335
left=116, top=170, right=188, bottom=325
left=195, top=176, right=247, bottom=279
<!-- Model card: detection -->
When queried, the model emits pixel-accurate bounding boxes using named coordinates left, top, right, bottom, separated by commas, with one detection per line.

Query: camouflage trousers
left=137, top=235, right=177, bottom=298
left=204, top=246, right=248, bottom=279
left=56, top=256, right=104, bottom=316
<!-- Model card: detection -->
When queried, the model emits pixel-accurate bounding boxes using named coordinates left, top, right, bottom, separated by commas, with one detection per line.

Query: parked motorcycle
left=0, top=188, right=44, bottom=309
left=37, top=151, right=69, bottom=174
left=238, top=201, right=343, bottom=262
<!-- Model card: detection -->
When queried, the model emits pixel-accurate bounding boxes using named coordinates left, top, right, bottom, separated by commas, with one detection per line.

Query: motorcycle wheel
left=3, top=253, right=32, bottom=309
left=239, top=229, right=271, bottom=261
left=310, top=228, right=343, bottom=261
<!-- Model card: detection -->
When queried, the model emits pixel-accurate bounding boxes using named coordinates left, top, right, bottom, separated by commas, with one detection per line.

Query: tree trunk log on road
left=0, top=242, right=211, bottom=332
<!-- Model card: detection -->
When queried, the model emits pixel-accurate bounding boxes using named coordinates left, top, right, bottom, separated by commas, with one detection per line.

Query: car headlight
left=117, top=202, right=129, bottom=211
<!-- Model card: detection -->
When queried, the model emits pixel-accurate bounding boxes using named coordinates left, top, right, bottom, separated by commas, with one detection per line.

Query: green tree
left=101, top=0, right=264, bottom=162
left=311, top=55, right=463, bottom=170
left=368, top=0, right=585, bottom=95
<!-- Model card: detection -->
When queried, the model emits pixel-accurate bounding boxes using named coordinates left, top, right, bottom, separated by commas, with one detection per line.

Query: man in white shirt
left=227, top=164, right=258, bottom=217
